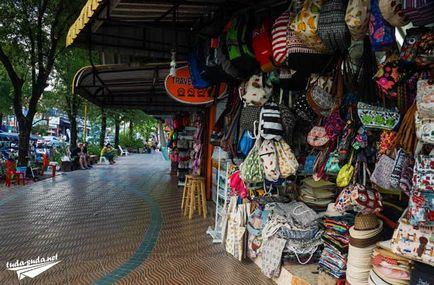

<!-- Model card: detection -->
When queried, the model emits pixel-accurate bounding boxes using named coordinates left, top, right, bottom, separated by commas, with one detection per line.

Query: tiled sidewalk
left=0, top=154, right=274, bottom=285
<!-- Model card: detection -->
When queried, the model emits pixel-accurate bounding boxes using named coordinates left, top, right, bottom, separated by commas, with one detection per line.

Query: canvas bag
left=239, top=73, right=273, bottom=107
left=307, top=126, right=329, bottom=148
left=239, top=130, right=255, bottom=156
left=379, top=0, right=409, bottom=27
left=317, top=0, right=351, bottom=52
left=275, top=140, right=299, bottom=178
left=345, top=0, right=371, bottom=40
left=259, top=102, right=284, bottom=140
left=408, top=191, right=434, bottom=227
left=391, top=212, right=434, bottom=265
left=336, top=151, right=355, bottom=188
left=357, top=102, right=400, bottom=130
left=240, top=138, right=264, bottom=184
left=259, top=139, right=280, bottom=181
left=290, top=0, right=329, bottom=53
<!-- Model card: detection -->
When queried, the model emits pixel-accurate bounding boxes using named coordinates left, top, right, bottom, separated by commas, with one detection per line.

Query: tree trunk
left=114, top=116, right=120, bottom=149
left=0, top=112, right=3, bottom=130
left=99, top=108, right=106, bottom=149
left=17, top=119, right=31, bottom=166
left=129, top=119, right=134, bottom=140
left=69, top=115, right=77, bottom=152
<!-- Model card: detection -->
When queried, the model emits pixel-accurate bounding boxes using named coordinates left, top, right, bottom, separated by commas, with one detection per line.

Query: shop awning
left=73, top=63, right=200, bottom=114
left=66, top=0, right=288, bottom=61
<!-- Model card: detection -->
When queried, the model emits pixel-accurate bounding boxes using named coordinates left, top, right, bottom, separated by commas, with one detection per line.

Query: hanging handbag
left=345, top=0, right=371, bottom=40
left=336, top=151, right=355, bottom=188
left=325, top=151, right=341, bottom=176
left=370, top=154, right=396, bottom=190
left=412, top=155, right=434, bottom=192
left=373, top=53, right=402, bottom=97
left=307, top=126, right=329, bottom=148
left=290, top=0, right=330, bottom=53
left=284, top=1, right=333, bottom=73
left=402, top=0, right=434, bottom=27
left=357, top=102, right=400, bottom=130
left=379, top=0, right=409, bottom=27
left=238, top=130, right=255, bottom=156
left=304, top=153, right=319, bottom=175
left=307, top=75, right=335, bottom=116
left=239, top=105, right=261, bottom=134
left=279, top=104, right=296, bottom=144
left=271, top=11, right=290, bottom=66
left=294, top=92, right=317, bottom=123
left=276, top=140, right=299, bottom=178
left=317, top=0, right=351, bottom=52
left=369, top=0, right=397, bottom=52
left=259, top=102, right=284, bottom=141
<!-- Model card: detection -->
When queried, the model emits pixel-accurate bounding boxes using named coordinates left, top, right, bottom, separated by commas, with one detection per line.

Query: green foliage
left=32, top=124, right=48, bottom=136
left=51, top=144, right=69, bottom=165
left=86, top=144, right=101, bottom=156
left=0, top=68, right=12, bottom=115
left=119, top=132, right=144, bottom=149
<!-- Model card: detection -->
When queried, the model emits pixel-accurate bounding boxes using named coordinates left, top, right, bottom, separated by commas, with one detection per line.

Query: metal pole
left=83, top=103, right=88, bottom=142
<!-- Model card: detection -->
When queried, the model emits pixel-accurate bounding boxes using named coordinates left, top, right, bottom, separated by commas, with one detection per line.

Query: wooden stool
left=183, top=176, right=207, bottom=219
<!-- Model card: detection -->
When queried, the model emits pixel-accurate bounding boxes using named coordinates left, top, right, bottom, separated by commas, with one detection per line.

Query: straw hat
left=322, top=203, right=344, bottom=217
left=354, top=213, right=380, bottom=231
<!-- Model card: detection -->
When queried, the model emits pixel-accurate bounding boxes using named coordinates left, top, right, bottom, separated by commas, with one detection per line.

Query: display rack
left=207, top=148, right=231, bottom=243
left=177, top=126, right=196, bottom=187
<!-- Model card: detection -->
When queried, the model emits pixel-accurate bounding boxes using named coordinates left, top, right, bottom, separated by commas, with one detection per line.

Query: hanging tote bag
left=239, top=73, right=273, bottom=107
left=401, top=0, right=434, bottom=27
left=379, top=0, right=409, bottom=27
left=290, top=0, right=330, bottom=53
left=345, top=0, right=371, bottom=40
left=259, top=102, right=284, bottom=141
left=259, top=139, right=280, bottom=181
left=317, top=0, right=351, bottom=52
left=370, top=154, right=396, bottom=190
left=252, top=19, right=275, bottom=72
left=240, top=105, right=261, bottom=134
left=369, top=0, right=397, bottom=52
left=275, top=140, right=299, bottom=178
left=357, top=102, right=400, bottom=130
left=240, top=138, right=264, bottom=184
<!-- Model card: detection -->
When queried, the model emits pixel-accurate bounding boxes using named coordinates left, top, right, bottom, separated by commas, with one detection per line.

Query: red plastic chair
left=5, top=160, right=26, bottom=187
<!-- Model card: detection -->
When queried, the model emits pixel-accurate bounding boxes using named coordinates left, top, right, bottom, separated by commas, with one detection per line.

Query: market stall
left=67, top=0, right=434, bottom=284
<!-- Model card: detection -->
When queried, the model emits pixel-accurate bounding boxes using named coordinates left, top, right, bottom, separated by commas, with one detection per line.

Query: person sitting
left=82, top=142, right=92, bottom=168
left=71, top=143, right=90, bottom=170
left=101, top=143, right=115, bottom=164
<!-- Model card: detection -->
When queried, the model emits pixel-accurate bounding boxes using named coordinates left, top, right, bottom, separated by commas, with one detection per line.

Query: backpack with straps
left=188, top=47, right=211, bottom=89
left=259, top=102, right=284, bottom=141
left=226, top=14, right=259, bottom=79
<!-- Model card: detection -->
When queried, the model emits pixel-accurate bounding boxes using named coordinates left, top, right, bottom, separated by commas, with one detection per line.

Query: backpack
left=226, top=14, right=259, bottom=79
left=203, top=37, right=240, bottom=84
left=317, top=0, right=351, bottom=52
left=239, top=130, right=255, bottom=156
left=259, top=102, right=284, bottom=141
left=188, top=47, right=210, bottom=89
left=239, top=73, right=273, bottom=106
left=271, top=11, right=290, bottom=66
left=252, top=19, right=275, bottom=72
left=259, top=139, right=280, bottom=181
left=216, top=36, right=242, bottom=80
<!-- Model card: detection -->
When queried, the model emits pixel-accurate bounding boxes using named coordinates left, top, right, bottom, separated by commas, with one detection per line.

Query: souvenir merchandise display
left=369, top=241, right=413, bottom=285
left=346, top=214, right=384, bottom=285
left=189, top=0, right=434, bottom=283
left=167, top=113, right=204, bottom=187
left=318, top=204, right=355, bottom=280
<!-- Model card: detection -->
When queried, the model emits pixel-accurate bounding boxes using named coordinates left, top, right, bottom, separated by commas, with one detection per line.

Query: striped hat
left=271, top=11, right=290, bottom=65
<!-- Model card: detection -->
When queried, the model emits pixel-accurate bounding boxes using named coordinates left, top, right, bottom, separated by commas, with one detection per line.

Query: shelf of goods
left=176, top=126, right=196, bottom=187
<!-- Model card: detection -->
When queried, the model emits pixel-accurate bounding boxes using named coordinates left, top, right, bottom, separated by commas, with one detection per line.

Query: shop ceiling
left=67, top=0, right=287, bottom=114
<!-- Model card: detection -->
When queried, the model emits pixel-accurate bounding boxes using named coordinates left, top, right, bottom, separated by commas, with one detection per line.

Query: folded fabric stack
left=368, top=241, right=412, bottom=285
left=299, top=178, right=336, bottom=212
left=319, top=203, right=355, bottom=280
left=347, top=214, right=384, bottom=285
left=260, top=201, right=323, bottom=276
